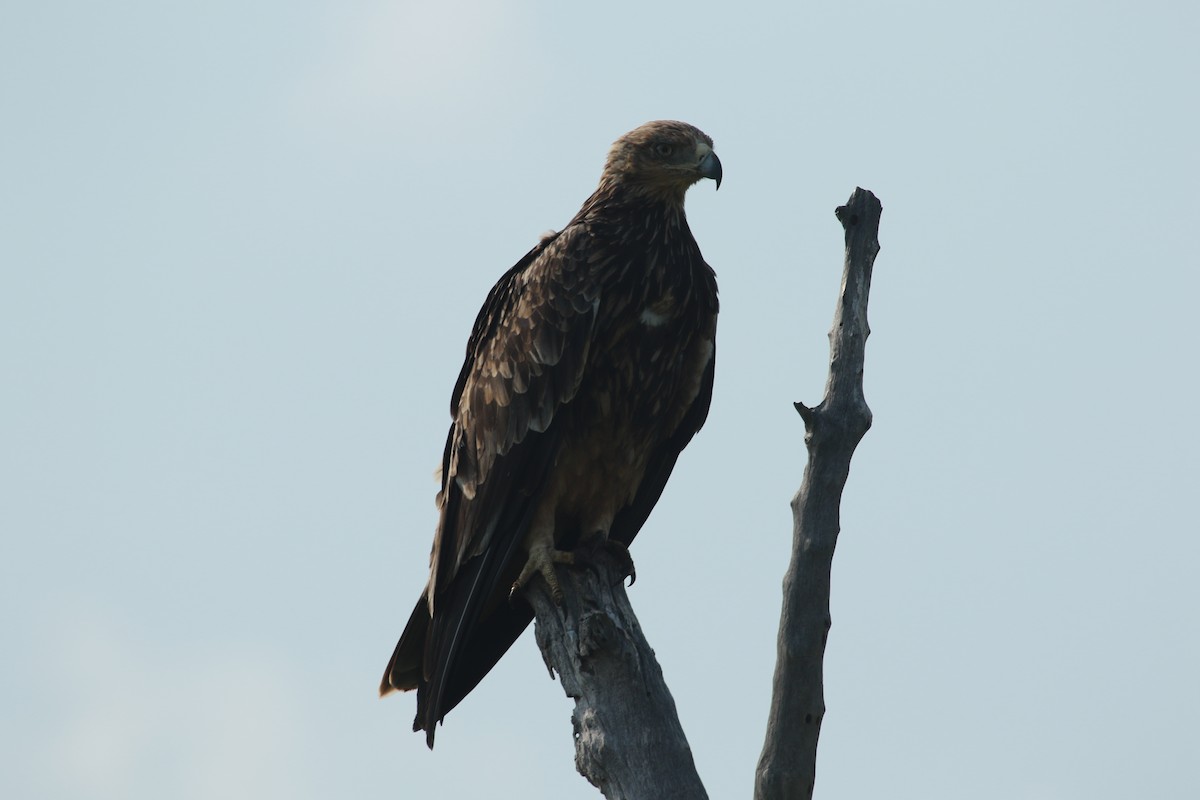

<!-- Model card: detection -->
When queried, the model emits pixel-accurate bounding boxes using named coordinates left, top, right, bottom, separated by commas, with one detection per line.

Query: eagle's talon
left=602, top=539, right=636, bottom=587
left=513, top=542, right=568, bottom=604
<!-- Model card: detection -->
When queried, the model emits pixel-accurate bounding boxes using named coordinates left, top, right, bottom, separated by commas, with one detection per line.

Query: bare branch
left=755, top=188, right=882, bottom=800
left=527, top=555, right=708, bottom=800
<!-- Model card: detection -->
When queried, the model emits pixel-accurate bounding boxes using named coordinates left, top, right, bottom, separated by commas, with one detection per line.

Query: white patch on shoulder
left=640, top=307, right=670, bottom=326
left=538, top=229, right=558, bottom=244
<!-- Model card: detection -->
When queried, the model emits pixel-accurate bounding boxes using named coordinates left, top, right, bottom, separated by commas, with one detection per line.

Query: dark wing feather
left=434, top=228, right=598, bottom=589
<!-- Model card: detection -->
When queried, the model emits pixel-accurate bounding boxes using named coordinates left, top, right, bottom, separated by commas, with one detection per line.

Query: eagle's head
left=602, top=120, right=722, bottom=201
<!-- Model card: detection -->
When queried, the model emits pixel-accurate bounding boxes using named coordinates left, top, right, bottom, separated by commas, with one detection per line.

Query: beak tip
left=698, top=149, right=723, bottom=190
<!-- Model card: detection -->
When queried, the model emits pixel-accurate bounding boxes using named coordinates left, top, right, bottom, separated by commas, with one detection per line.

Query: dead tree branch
left=527, top=554, right=708, bottom=800
left=754, top=187, right=882, bottom=800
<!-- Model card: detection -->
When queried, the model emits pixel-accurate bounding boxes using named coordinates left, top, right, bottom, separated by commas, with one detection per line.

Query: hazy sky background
left=3, top=1, right=1198, bottom=798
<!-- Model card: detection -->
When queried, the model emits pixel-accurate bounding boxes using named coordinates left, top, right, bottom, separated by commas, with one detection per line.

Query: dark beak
left=698, top=150, right=723, bottom=190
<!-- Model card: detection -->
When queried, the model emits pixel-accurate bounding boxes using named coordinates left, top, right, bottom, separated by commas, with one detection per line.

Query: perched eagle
left=380, top=120, right=721, bottom=747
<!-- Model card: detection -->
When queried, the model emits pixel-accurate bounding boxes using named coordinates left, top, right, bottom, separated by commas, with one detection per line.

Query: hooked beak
left=697, top=147, right=723, bottom=190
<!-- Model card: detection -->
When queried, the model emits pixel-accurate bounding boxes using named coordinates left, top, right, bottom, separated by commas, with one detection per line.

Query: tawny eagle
left=380, top=120, right=721, bottom=747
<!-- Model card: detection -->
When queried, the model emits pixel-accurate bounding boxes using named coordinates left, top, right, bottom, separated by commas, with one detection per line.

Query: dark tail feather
left=380, top=596, right=430, bottom=697
left=388, top=467, right=547, bottom=748
left=415, top=554, right=536, bottom=749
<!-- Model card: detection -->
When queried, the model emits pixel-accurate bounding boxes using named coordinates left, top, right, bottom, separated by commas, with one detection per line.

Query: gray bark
left=527, top=553, right=708, bottom=800
left=754, top=187, right=882, bottom=800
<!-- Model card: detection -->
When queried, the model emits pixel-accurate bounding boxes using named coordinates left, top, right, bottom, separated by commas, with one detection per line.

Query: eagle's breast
left=536, top=218, right=714, bottom=538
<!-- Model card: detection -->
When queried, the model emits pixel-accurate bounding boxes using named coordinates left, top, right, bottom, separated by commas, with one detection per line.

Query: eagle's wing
left=610, top=341, right=715, bottom=547
left=610, top=258, right=717, bottom=548
left=433, top=227, right=600, bottom=597
left=385, top=226, right=603, bottom=744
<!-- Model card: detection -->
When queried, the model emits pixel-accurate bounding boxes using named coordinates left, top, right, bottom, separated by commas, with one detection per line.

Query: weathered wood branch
left=754, top=188, right=882, bottom=800
left=527, top=554, right=708, bottom=800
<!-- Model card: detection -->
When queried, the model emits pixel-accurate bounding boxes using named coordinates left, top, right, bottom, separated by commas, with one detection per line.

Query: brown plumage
left=380, top=120, right=721, bottom=747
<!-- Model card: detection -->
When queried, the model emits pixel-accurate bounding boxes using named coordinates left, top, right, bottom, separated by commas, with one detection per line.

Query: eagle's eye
left=653, top=142, right=675, bottom=157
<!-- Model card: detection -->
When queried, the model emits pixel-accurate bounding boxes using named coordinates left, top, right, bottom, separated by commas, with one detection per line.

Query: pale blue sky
left=3, top=1, right=1198, bottom=798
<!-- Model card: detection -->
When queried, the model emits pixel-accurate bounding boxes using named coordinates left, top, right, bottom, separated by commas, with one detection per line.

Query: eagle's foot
left=510, top=543, right=575, bottom=605
left=574, top=532, right=637, bottom=587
